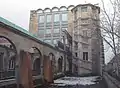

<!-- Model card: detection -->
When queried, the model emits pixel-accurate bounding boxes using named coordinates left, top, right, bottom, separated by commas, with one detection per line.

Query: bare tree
left=98, top=0, right=120, bottom=56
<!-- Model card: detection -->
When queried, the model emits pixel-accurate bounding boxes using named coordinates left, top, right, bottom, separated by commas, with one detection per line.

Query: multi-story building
left=29, top=5, right=74, bottom=45
left=29, top=6, right=74, bottom=74
left=71, top=4, right=104, bottom=75
left=29, top=4, right=104, bottom=76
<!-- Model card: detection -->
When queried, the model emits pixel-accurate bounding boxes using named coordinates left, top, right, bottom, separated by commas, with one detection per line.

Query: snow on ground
left=52, top=76, right=99, bottom=86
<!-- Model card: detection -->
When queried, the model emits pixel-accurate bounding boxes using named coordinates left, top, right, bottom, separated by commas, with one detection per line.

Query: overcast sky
left=0, top=0, right=101, bottom=30
left=0, top=0, right=112, bottom=64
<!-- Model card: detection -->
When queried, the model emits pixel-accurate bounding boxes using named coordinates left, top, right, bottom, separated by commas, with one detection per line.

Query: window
left=62, top=13, right=67, bottom=21
left=62, top=28, right=67, bottom=31
left=81, top=6, right=87, bottom=12
left=75, top=52, right=78, bottom=57
left=39, top=15, right=44, bottom=23
left=38, top=30, right=44, bottom=34
left=54, top=14, right=59, bottom=22
left=46, top=14, right=51, bottom=22
left=54, top=28, right=60, bottom=33
left=83, top=30, right=87, bottom=37
left=9, top=58, right=15, bottom=70
left=83, top=52, right=88, bottom=60
left=45, top=29, right=51, bottom=34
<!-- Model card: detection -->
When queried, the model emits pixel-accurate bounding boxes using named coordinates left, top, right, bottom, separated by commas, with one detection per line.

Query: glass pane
left=81, top=6, right=87, bottom=12
left=45, top=29, right=51, bottom=34
left=54, top=14, right=59, bottom=22
left=83, top=30, right=87, bottom=37
left=46, top=14, right=51, bottom=22
left=62, top=13, right=67, bottom=21
left=54, top=28, right=60, bottom=33
left=38, top=30, right=44, bottom=34
left=39, top=15, right=44, bottom=23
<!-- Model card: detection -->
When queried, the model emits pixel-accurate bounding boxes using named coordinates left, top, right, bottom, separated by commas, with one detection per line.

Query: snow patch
left=52, top=76, right=99, bottom=86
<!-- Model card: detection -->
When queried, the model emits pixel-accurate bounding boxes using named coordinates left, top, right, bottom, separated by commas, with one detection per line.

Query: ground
left=42, top=76, right=108, bottom=88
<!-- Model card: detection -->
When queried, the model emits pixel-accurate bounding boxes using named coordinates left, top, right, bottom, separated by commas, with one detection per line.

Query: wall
left=0, top=25, right=66, bottom=83
left=103, top=72, right=120, bottom=88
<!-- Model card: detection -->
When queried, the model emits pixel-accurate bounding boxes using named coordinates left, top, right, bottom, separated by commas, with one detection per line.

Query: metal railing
left=0, top=70, right=15, bottom=80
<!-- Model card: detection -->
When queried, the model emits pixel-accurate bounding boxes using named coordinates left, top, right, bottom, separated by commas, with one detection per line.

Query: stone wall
left=103, top=72, right=120, bottom=88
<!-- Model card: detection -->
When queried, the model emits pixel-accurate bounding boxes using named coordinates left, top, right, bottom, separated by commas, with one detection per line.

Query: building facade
left=29, top=5, right=74, bottom=45
left=71, top=4, right=104, bottom=75
left=29, top=4, right=104, bottom=76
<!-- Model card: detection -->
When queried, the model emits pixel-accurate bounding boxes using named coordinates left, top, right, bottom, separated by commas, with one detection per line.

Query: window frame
left=39, top=15, right=44, bottom=23
left=81, top=6, right=87, bottom=12
left=83, top=52, right=88, bottom=60
left=54, top=14, right=60, bottom=22
left=46, top=14, right=52, bottom=23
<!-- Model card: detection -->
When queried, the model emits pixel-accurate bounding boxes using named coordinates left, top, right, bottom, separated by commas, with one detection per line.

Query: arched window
left=44, top=8, right=51, bottom=13
left=37, top=9, right=43, bottom=14
left=60, top=6, right=67, bottom=11
left=52, top=7, right=59, bottom=12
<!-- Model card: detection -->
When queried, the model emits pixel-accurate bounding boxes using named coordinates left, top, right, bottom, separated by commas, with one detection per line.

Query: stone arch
left=60, top=6, right=67, bottom=11
left=68, top=5, right=75, bottom=10
left=44, top=8, right=51, bottom=13
left=29, top=47, right=42, bottom=76
left=0, top=35, right=17, bottom=79
left=52, top=7, right=59, bottom=12
left=58, top=56, right=63, bottom=72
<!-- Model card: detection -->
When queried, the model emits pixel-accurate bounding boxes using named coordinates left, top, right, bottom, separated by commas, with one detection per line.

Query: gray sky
left=0, top=0, right=100, bottom=30
left=0, top=0, right=112, bottom=64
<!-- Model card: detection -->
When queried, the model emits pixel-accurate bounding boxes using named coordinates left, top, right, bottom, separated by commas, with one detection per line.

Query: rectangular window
left=45, top=29, right=51, bottom=34
left=46, top=14, right=51, bottom=22
left=81, top=6, right=87, bottom=12
left=62, top=13, right=67, bottom=21
left=38, top=30, right=44, bottom=37
left=39, top=15, right=44, bottom=23
left=62, top=28, right=67, bottom=31
left=54, top=14, right=59, bottom=22
left=83, top=30, right=87, bottom=37
left=75, top=52, right=78, bottom=57
left=83, top=52, right=88, bottom=60
left=53, top=28, right=60, bottom=33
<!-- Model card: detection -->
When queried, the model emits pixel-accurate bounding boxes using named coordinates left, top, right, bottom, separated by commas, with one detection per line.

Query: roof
left=0, top=16, right=57, bottom=50
left=71, top=3, right=100, bottom=13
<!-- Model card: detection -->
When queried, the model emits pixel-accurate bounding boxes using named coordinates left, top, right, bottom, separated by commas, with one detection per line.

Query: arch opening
left=0, top=36, right=17, bottom=80
left=29, top=47, right=42, bottom=76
